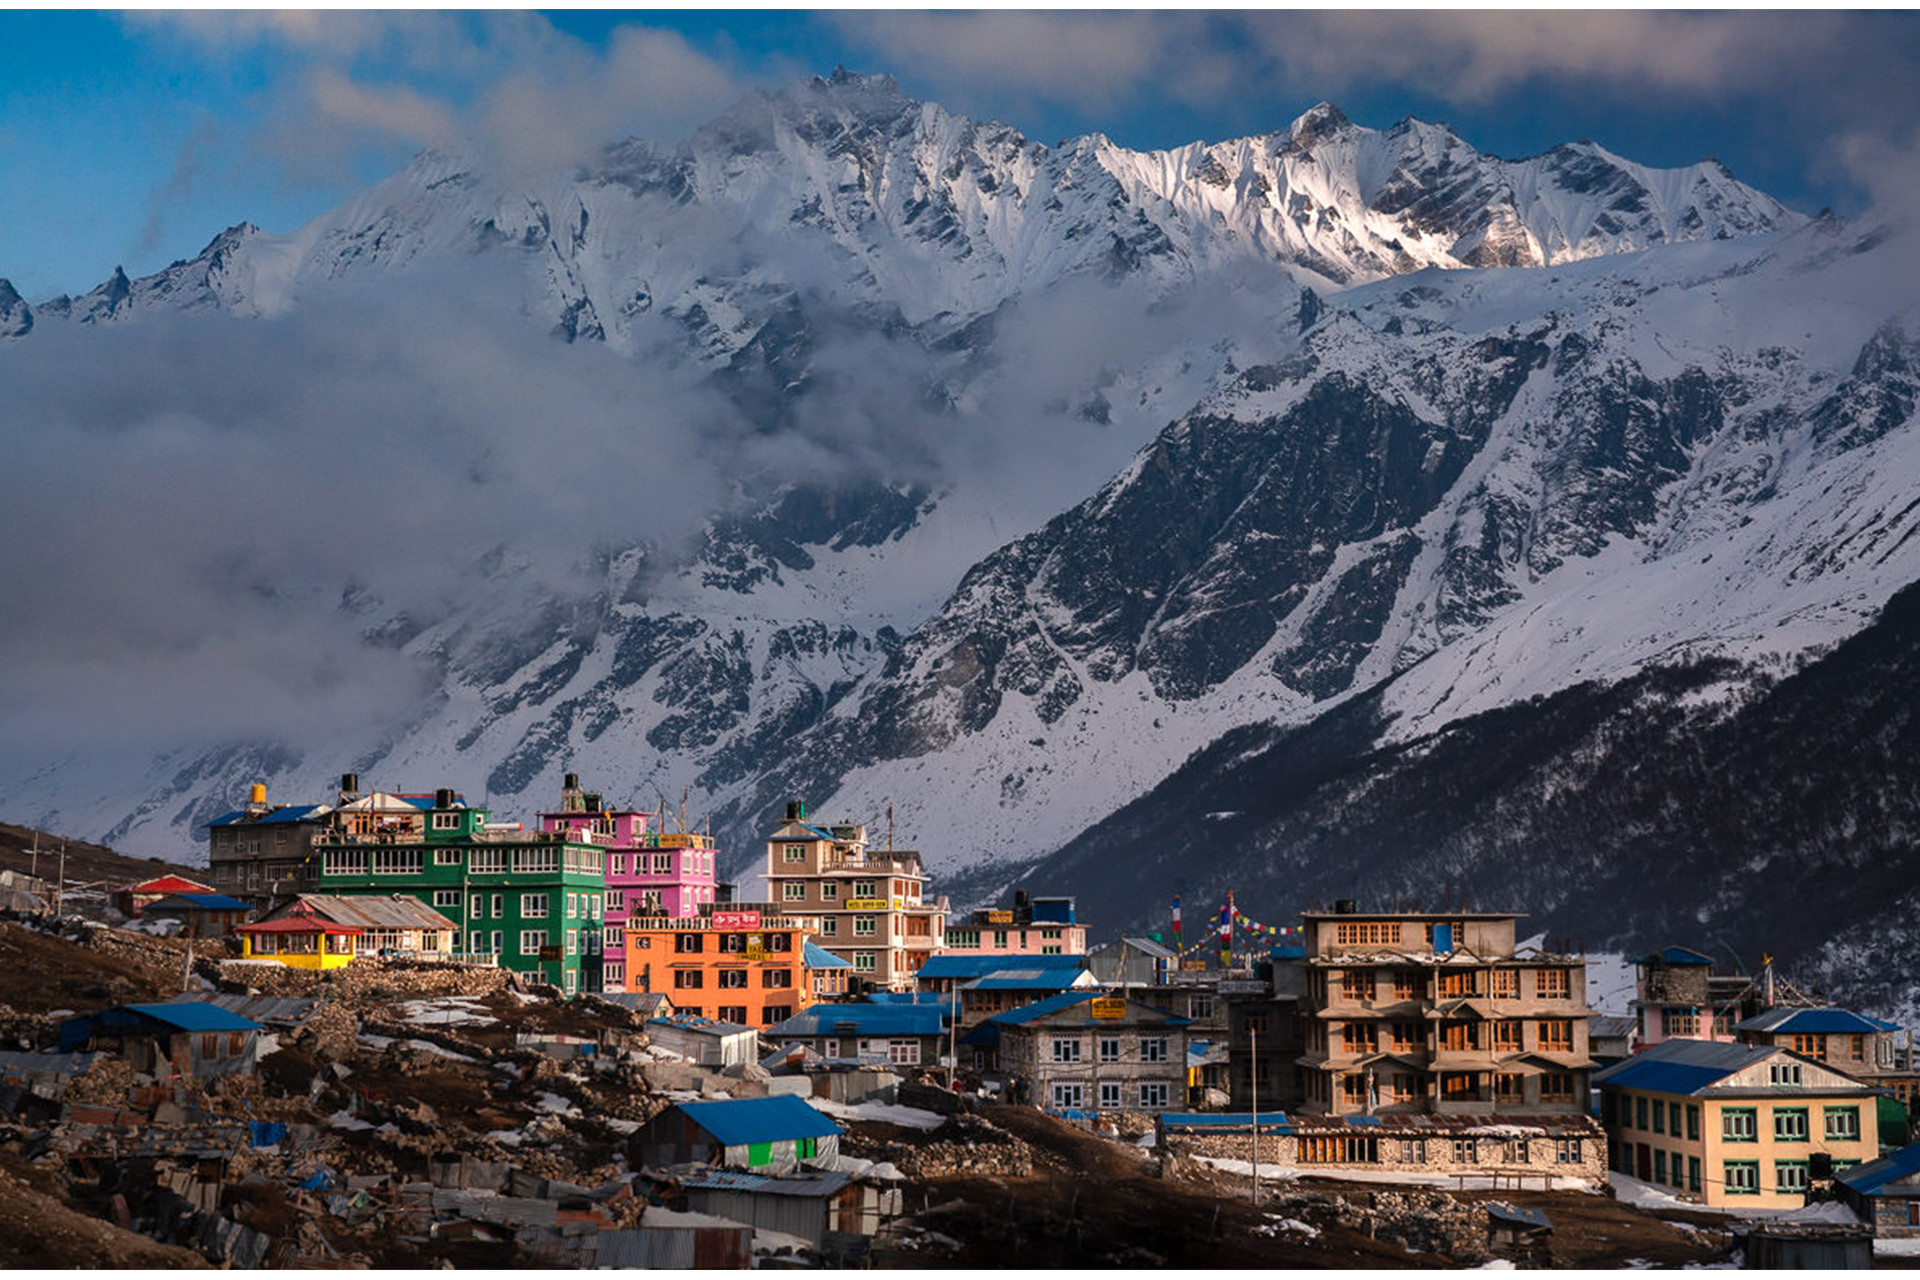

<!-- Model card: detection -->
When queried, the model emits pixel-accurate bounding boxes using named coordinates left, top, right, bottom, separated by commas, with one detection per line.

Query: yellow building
left=235, top=893, right=459, bottom=971
left=1596, top=1038, right=1881, bottom=1208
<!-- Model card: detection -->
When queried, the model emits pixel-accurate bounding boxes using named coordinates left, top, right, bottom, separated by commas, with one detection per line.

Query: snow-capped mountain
left=4, top=72, right=1915, bottom=1003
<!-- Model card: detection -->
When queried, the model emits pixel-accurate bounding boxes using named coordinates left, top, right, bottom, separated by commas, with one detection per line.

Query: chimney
left=339, top=773, right=360, bottom=805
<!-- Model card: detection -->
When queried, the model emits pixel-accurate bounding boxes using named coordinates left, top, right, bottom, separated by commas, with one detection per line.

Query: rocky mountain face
left=5, top=74, right=1916, bottom=1000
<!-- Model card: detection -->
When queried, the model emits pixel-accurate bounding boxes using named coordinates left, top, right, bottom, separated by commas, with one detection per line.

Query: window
left=718, top=969, right=748, bottom=989
left=716, top=1006, right=748, bottom=1024
left=1653, top=1102, right=1666, bottom=1134
left=1824, top=1106, right=1860, bottom=1140
left=675, top=933, right=704, bottom=953
left=1536, top=1020, right=1573, bottom=1052
left=1302, top=1136, right=1379, bottom=1163
left=1636, top=1097, right=1649, bottom=1130
left=1791, top=1033, right=1824, bottom=1058
left=434, top=889, right=461, bottom=908
left=1052, top=1038, right=1083, bottom=1063
left=1141, top=1038, right=1168, bottom=1063
left=1438, top=970, right=1481, bottom=998
left=519, top=930, right=547, bottom=956
left=1769, top=1061, right=1803, bottom=1087
left=1663, top=1009, right=1699, bottom=1036
left=854, top=918, right=877, bottom=936
left=887, top=1040, right=921, bottom=1065
left=513, top=848, right=559, bottom=873
left=820, top=882, right=838, bottom=900
left=566, top=930, right=579, bottom=955
left=1687, top=1105, right=1700, bottom=1141
left=1555, top=1138, right=1582, bottom=1164
left=1343, top=1023, right=1379, bottom=1054
left=491, top=893, right=503, bottom=917
left=1653, top=1149, right=1667, bottom=1183
left=1773, top=1107, right=1809, bottom=1142
left=783, top=843, right=806, bottom=863
left=1138, top=1082, right=1170, bottom=1109
left=522, top=893, right=549, bottom=919
left=1453, top=1138, right=1478, bottom=1163
left=470, top=850, right=506, bottom=875
left=1775, top=1160, right=1810, bottom=1193
left=1442, top=1022, right=1479, bottom=1051
left=1491, top=969, right=1518, bottom=999
left=1688, top=1156, right=1701, bottom=1194
left=1099, top=1082, right=1122, bottom=1109
left=1722, top=1108, right=1757, bottom=1142
left=605, top=889, right=625, bottom=912
left=854, top=880, right=876, bottom=898
left=1401, top=1139, right=1426, bottom=1162
left=1496, top=1073, right=1524, bottom=1104
left=763, top=1005, right=792, bottom=1025
left=1668, top=1102, right=1682, bottom=1135
left=1492, top=1021, right=1522, bottom=1051
left=650, top=853, right=672, bottom=875
left=1051, top=1083, right=1084, bottom=1110
left=1333, top=921, right=1400, bottom=946
left=567, top=892, right=579, bottom=918
left=371, top=848, right=422, bottom=876
left=1189, top=995, right=1215, bottom=1020
left=490, top=931, right=502, bottom=955
left=1536, top=969, right=1570, bottom=999
left=782, top=881, right=806, bottom=901
left=1540, top=1072, right=1575, bottom=1103
left=431, top=811, right=460, bottom=831
left=433, top=846, right=462, bottom=865
left=852, top=953, right=875, bottom=972
left=1340, top=971, right=1376, bottom=1001
left=1098, top=1037, right=1121, bottom=1063
left=609, top=855, right=624, bottom=876
left=673, top=970, right=704, bottom=989
left=1724, top=1161, right=1761, bottom=1195
left=762, top=969, right=793, bottom=989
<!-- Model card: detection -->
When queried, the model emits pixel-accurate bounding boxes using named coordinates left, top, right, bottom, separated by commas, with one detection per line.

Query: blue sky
left=4, top=10, right=1920, bottom=299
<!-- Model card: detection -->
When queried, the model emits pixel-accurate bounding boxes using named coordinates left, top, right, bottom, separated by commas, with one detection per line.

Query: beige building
left=1296, top=907, right=1592, bottom=1116
left=1596, top=1038, right=1881, bottom=1208
left=764, top=805, right=947, bottom=992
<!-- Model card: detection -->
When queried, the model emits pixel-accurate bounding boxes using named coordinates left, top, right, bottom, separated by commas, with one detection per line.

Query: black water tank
left=564, top=772, right=580, bottom=791
left=1334, top=899, right=1358, bottom=914
left=435, top=787, right=455, bottom=808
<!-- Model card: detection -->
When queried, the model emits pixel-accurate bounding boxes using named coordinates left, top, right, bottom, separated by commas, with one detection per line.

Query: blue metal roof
left=766, top=1003, right=947, bottom=1037
left=916, top=954, right=1086, bottom=981
left=989, top=991, right=1191, bottom=1028
left=803, top=942, right=851, bottom=970
left=124, top=1001, right=264, bottom=1033
left=967, top=972, right=1086, bottom=992
left=1629, top=946, right=1715, bottom=966
left=1836, top=1142, right=1920, bottom=1196
left=1159, top=1112, right=1294, bottom=1134
left=1593, top=1039, right=1774, bottom=1095
left=677, top=1096, right=842, bottom=1146
left=863, top=992, right=946, bottom=1004
left=153, top=893, right=253, bottom=911
left=1732, top=1007, right=1901, bottom=1036
left=208, top=803, right=329, bottom=827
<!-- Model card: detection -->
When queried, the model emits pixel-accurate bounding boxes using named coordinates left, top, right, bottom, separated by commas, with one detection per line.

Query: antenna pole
left=55, top=842, right=67, bottom=915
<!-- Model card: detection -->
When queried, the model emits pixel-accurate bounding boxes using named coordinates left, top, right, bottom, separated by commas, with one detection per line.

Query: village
left=0, top=778, right=1916, bottom=1269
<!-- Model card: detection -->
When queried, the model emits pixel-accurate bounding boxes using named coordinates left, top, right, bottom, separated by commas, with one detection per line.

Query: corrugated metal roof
left=166, top=992, right=317, bottom=1028
left=124, top=1001, right=262, bottom=1033
left=1159, top=1112, right=1295, bottom=1134
left=1487, top=1203, right=1553, bottom=1230
left=965, top=972, right=1086, bottom=992
left=682, top=1169, right=852, bottom=1198
left=803, top=942, right=851, bottom=969
left=1593, top=1038, right=1775, bottom=1094
left=266, top=894, right=458, bottom=931
left=1836, top=1142, right=1920, bottom=1196
left=1629, top=946, right=1716, bottom=966
left=1733, top=1007, right=1901, bottom=1035
left=917, top=954, right=1086, bottom=980
left=149, top=893, right=253, bottom=912
left=989, top=991, right=1191, bottom=1029
left=767, top=1003, right=946, bottom=1037
left=677, top=1096, right=842, bottom=1146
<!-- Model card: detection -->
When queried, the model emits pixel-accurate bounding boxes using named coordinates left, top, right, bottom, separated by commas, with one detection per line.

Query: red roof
left=237, top=918, right=363, bottom=936
left=130, top=874, right=216, bottom=895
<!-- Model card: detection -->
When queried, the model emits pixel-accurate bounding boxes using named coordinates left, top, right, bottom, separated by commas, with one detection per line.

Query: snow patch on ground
left=1609, top=1173, right=1864, bottom=1221
left=1877, top=1238, right=1920, bottom=1257
left=810, top=1098, right=946, bottom=1131
left=1197, top=1155, right=1595, bottom=1192
left=392, top=996, right=498, bottom=1026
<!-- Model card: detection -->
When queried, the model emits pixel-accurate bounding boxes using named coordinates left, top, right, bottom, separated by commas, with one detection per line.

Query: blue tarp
left=677, top=1095, right=842, bottom=1147
left=250, top=1121, right=288, bottom=1148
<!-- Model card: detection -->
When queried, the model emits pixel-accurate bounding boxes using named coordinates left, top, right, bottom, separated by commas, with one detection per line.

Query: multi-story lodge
left=1296, top=906, right=1593, bottom=1116
left=764, top=804, right=947, bottom=992
left=1630, top=946, right=1762, bottom=1049
left=537, top=774, right=720, bottom=991
left=942, top=892, right=1086, bottom=957
left=315, top=788, right=607, bottom=995
left=1596, top=1038, right=1881, bottom=1207
left=623, top=904, right=824, bottom=1029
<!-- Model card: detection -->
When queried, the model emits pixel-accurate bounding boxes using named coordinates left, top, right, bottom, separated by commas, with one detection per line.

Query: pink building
left=1628, top=946, right=1758, bottom=1051
left=539, top=775, right=721, bottom=992
left=942, top=892, right=1087, bottom=957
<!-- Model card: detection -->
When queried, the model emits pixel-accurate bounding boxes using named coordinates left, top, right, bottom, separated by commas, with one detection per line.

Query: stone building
left=1157, top=1111, right=1608, bottom=1185
left=1296, top=907, right=1593, bottom=1116
left=993, top=991, right=1191, bottom=1113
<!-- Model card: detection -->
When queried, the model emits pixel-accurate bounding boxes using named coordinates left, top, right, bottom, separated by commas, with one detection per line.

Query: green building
left=313, top=788, right=607, bottom=995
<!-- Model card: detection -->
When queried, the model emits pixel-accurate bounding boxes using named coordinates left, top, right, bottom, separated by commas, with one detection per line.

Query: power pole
left=55, top=842, right=66, bottom=915
left=1250, top=1022, right=1260, bottom=1207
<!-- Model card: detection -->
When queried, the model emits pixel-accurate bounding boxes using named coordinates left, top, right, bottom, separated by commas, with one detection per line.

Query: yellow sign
left=744, top=945, right=767, bottom=961
left=845, top=898, right=888, bottom=911
left=1090, top=998, right=1128, bottom=1020
left=983, top=910, right=1014, bottom=924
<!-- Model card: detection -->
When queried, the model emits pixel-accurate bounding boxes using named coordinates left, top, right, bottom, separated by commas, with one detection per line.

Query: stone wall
left=1165, top=1124, right=1608, bottom=1184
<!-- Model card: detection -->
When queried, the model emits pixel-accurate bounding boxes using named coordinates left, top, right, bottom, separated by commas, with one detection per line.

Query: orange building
left=625, top=906, right=827, bottom=1030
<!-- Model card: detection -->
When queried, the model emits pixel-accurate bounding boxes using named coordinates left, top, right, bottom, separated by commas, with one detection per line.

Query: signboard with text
left=711, top=910, right=761, bottom=930
left=1090, top=997, right=1128, bottom=1020
left=845, top=898, right=889, bottom=911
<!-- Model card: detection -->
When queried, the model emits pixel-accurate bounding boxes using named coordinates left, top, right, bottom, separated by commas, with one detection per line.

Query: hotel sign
left=1090, top=998, right=1128, bottom=1020
left=711, top=910, right=761, bottom=930
left=983, top=909, right=1014, bottom=924
left=845, top=898, right=889, bottom=911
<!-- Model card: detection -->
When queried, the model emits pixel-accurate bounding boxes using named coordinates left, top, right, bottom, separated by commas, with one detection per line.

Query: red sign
left=711, top=910, right=761, bottom=930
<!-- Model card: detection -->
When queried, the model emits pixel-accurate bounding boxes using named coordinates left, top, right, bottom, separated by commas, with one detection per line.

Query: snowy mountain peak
left=1287, top=100, right=1353, bottom=145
